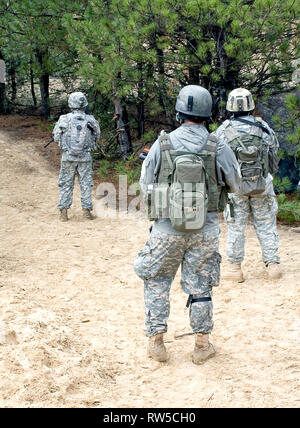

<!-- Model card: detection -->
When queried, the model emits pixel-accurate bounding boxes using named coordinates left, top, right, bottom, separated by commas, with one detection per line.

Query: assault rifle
left=44, top=135, right=54, bottom=148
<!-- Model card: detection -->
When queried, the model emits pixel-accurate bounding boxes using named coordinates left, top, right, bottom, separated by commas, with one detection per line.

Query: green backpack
left=223, top=118, right=270, bottom=196
left=146, top=131, right=217, bottom=232
left=169, top=153, right=208, bottom=232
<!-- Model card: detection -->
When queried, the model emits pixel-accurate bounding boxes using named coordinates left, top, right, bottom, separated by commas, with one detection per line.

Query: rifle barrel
left=44, top=137, right=54, bottom=148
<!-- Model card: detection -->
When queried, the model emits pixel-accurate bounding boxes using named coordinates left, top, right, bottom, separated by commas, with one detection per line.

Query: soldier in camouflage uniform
left=216, top=88, right=281, bottom=281
left=134, top=85, right=241, bottom=364
left=53, top=92, right=100, bottom=221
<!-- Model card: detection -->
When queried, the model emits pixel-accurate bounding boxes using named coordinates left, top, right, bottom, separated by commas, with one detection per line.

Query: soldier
left=134, top=85, right=241, bottom=364
left=53, top=92, right=100, bottom=221
left=216, top=88, right=281, bottom=282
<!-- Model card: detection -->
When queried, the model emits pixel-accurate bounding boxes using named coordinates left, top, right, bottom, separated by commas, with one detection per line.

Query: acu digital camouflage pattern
left=53, top=112, right=100, bottom=163
left=216, top=114, right=280, bottom=266
left=53, top=92, right=100, bottom=212
left=134, top=228, right=221, bottom=337
left=224, top=193, right=280, bottom=265
left=58, top=160, right=94, bottom=210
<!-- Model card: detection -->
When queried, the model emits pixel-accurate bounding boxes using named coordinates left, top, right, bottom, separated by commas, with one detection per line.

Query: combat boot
left=148, top=333, right=168, bottom=362
left=82, top=208, right=96, bottom=220
left=192, top=333, right=216, bottom=365
left=267, top=263, right=281, bottom=279
left=59, top=208, right=68, bottom=222
left=223, top=262, right=244, bottom=282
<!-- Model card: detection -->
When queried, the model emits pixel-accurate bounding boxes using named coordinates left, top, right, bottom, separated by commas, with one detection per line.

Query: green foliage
left=277, top=193, right=300, bottom=223
left=97, top=159, right=112, bottom=179
left=114, top=155, right=142, bottom=185
left=96, top=154, right=141, bottom=184
left=0, top=0, right=299, bottom=156
left=273, top=176, right=293, bottom=194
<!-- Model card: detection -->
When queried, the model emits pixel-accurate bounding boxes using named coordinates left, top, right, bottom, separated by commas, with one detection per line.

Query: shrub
left=97, top=159, right=112, bottom=179
left=277, top=193, right=300, bottom=223
left=273, top=176, right=293, bottom=194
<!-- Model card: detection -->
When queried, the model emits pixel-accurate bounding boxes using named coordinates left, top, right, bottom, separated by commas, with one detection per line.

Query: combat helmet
left=68, top=92, right=88, bottom=110
left=226, top=88, right=255, bottom=113
left=175, top=85, right=212, bottom=118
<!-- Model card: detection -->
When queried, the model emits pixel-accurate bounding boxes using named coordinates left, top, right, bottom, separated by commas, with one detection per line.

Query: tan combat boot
left=223, top=262, right=244, bottom=282
left=59, top=208, right=68, bottom=222
left=148, top=333, right=168, bottom=362
left=267, top=263, right=281, bottom=279
left=192, top=333, right=216, bottom=365
left=82, top=208, right=96, bottom=220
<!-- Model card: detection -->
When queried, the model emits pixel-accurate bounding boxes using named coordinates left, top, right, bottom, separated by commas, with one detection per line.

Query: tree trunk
left=114, top=98, right=132, bottom=160
left=0, top=52, right=6, bottom=114
left=187, top=37, right=200, bottom=85
left=30, top=60, right=37, bottom=108
left=150, top=34, right=175, bottom=129
left=0, top=83, right=5, bottom=114
left=137, top=63, right=145, bottom=138
left=36, top=49, right=50, bottom=119
left=212, top=25, right=240, bottom=119
left=10, top=64, right=17, bottom=105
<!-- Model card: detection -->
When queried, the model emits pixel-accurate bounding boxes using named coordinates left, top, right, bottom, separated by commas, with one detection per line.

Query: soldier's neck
left=183, top=120, right=205, bottom=125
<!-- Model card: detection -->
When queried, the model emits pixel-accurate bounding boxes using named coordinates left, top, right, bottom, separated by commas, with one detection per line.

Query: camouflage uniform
left=134, top=228, right=220, bottom=336
left=134, top=124, right=241, bottom=337
left=58, top=160, right=94, bottom=210
left=216, top=115, right=280, bottom=266
left=53, top=93, right=100, bottom=211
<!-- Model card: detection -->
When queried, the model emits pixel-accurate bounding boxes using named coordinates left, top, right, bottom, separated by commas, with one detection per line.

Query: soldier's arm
left=139, top=139, right=161, bottom=195
left=53, top=115, right=68, bottom=147
left=88, top=115, right=101, bottom=141
left=215, top=139, right=241, bottom=193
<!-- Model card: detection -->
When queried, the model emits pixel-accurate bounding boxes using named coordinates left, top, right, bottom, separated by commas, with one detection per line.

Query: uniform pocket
left=133, top=234, right=174, bottom=280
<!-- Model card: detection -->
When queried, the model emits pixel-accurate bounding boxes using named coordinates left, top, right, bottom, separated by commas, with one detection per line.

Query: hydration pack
left=168, top=152, right=208, bottom=231
left=224, top=118, right=270, bottom=196
left=146, top=131, right=219, bottom=232
left=65, top=112, right=95, bottom=157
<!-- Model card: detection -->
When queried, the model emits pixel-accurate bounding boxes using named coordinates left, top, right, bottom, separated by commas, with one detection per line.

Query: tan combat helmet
left=226, top=88, right=255, bottom=113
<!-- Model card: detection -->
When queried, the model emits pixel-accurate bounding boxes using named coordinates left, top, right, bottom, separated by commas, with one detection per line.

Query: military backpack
left=146, top=131, right=222, bottom=232
left=223, top=118, right=271, bottom=196
left=64, top=111, right=95, bottom=157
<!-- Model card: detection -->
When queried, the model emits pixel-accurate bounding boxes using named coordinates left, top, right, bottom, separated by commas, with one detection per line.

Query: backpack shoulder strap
left=223, top=124, right=242, bottom=144
left=158, top=130, right=173, bottom=151
left=222, top=119, right=231, bottom=129
left=158, top=130, right=174, bottom=172
left=234, top=116, right=271, bottom=135
left=201, top=133, right=218, bottom=153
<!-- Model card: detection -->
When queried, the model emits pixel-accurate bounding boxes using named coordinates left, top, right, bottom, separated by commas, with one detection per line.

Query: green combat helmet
left=175, top=85, right=212, bottom=118
left=68, top=92, right=88, bottom=110
left=226, top=88, right=255, bottom=113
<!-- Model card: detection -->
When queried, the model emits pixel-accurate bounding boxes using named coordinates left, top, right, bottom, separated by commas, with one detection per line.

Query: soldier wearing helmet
left=134, top=85, right=241, bottom=365
left=53, top=92, right=100, bottom=221
left=216, top=88, right=281, bottom=281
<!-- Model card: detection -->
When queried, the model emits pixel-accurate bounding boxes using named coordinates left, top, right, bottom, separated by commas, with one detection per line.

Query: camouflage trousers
left=134, top=227, right=221, bottom=337
left=224, top=193, right=280, bottom=265
left=58, top=160, right=93, bottom=210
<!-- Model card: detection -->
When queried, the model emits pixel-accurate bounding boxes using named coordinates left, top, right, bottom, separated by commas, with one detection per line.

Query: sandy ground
left=0, top=128, right=299, bottom=408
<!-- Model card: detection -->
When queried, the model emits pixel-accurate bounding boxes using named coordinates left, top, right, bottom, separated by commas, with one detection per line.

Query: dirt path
left=0, top=129, right=299, bottom=408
